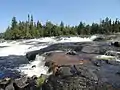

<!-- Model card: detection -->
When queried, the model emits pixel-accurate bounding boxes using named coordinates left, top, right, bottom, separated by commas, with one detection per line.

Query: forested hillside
left=3, top=15, right=120, bottom=40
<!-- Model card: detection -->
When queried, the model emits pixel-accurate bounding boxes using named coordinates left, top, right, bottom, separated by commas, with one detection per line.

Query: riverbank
left=0, top=35, right=120, bottom=89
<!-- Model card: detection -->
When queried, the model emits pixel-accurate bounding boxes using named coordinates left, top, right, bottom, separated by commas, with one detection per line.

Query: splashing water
left=17, top=55, right=49, bottom=77
left=0, top=35, right=98, bottom=77
left=95, top=55, right=117, bottom=60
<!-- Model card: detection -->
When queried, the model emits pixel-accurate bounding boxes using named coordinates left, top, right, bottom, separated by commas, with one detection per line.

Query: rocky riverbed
left=1, top=35, right=120, bottom=90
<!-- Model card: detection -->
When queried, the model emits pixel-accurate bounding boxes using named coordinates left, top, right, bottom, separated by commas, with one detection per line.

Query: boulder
left=42, top=48, right=120, bottom=90
left=111, top=41, right=120, bottom=47
left=93, top=36, right=105, bottom=41
left=14, top=76, right=29, bottom=89
left=0, top=78, right=11, bottom=89
left=66, top=50, right=77, bottom=55
left=82, top=45, right=100, bottom=54
left=5, top=83, right=14, bottom=90
left=26, top=42, right=84, bottom=60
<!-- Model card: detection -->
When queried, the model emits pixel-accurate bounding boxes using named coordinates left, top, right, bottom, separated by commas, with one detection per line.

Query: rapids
left=0, top=35, right=98, bottom=77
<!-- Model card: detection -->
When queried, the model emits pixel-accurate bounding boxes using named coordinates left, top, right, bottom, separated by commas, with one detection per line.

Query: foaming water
left=95, top=55, right=117, bottom=60
left=0, top=35, right=97, bottom=56
left=95, top=54, right=120, bottom=62
left=0, top=35, right=98, bottom=77
left=17, top=55, right=49, bottom=77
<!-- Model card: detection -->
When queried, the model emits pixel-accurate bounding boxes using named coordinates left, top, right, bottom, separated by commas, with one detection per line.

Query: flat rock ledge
left=42, top=51, right=120, bottom=90
left=2, top=40, right=120, bottom=90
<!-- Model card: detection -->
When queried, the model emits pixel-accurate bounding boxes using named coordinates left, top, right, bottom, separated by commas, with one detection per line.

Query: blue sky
left=0, top=0, right=120, bottom=32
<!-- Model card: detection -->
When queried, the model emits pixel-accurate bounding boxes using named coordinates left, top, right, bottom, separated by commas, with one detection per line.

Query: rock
left=5, top=83, right=14, bottom=90
left=93, top=36, right=105, bottom=41
left=59, top=66, right=73, bottom=77
left=66, top=50, right=77, bottom=55
left=42, top=74, right=97, bottom=90
left=31, top=65, right=36, bottom=68
left=1, top=40, right=120, bottom=90
left=26, top=42, right=84, bottom=60
left=13, top=76, right=38, bottom=90
left=0, top=78, right=11, bottom=89
left=0, top=76, right=39, bottom=90
left=14, top=76, right=29, bottom=89
left=111, top=41, right=120, bottom=47
left=116, top=72, right=120, bottom=75
left=105, top=50, right=120, bottom=58
left=32, top=75, right=37, bottom=80
left=82, top=45, right=100, bottom=54
left=42, top=47, right=120, bottom=90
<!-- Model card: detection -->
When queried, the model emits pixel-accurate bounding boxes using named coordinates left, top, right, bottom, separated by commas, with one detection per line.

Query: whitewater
left=0, top=36, right=98, bottom=77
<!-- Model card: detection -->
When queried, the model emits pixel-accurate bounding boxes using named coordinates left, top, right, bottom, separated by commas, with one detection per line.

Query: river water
left=0, top=36, right=97, bottom=78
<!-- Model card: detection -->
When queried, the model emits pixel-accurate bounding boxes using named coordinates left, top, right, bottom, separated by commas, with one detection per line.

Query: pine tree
left=4, top=15, right=120, bottom=40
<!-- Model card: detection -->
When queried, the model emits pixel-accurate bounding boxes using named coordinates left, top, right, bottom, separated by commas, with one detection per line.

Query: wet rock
left=93, top=36, right=105, bottom=41
left=4, top=40, right=120, bottom=90
left=111, top=41, right=120, bottom=47
left=42, top=74, right=97, bottom=90
left=14, top=76, right=29, bottom=89
left=26, top=42, right=84, bottom=60
left=116, top=72, right=120, bottom=75
left=82, top=45, right=100, bottom=54
left=93, top=60, right=101, bottom=67
left=32, top=75, right=37, bottom=80
left=59, top=66, right=73, bottom=77
left=31, top=65, right=36, bottom=68
left=5, top=83, right=14, bottom=90
left=105, top=50, right=120, bottom=58
left=42, top=47, right=120, bottom=90
left=66, top=50, right=77, bottom=55
left=0, top=78, right=11, bottom=89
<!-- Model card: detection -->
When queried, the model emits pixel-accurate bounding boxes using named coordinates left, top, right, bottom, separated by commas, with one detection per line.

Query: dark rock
left=93, top=60, right=101, bottom=67
left=66, top=50, right=77, bottom=55
left=2, top=39, right=120, bottom=90
left=12, top=76, right=38, bottom=90
left=105, top=50, right=120, bottom=58
left=14, top=76, right=29, bottom=89
left=26, top=42, right=84, bottom=60
left=31, top=65, right=36, bottom=68
left=111, top=41, right=120, bottom=47
left=32, top=75, right=37, bottom=80
left=59, top=66, right=73, bottom=77
left=5, top=83, right=14, bottom=90
left=82, top=45, right=100, bottom=54
left=93, top=36, right=105, bottom=41
left=42, top=48, right=120, bottom=90
left=42, top=74, right=98, bottom=90
left=116, top=72, right=120, bottom=75
left=0, top=78, right=11, bottom=89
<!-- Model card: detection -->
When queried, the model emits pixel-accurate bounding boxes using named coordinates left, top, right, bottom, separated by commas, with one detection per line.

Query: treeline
left=0, top=33, right=4, bottom=39
left=3, top=15, right=120, bottom=39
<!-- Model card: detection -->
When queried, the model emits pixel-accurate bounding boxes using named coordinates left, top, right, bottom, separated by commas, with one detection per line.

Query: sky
left=0, top=0, right=120, bottom=32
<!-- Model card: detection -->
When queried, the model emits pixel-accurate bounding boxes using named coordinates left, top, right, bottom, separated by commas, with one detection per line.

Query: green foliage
left=0, top=33, right=4, bottom=38
left=3, top=15, right=120, bottom=40
left=36, top=75, right=46, bottom=88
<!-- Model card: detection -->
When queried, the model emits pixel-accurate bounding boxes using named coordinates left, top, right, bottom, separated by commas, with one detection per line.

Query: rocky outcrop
left=26, top=42, right=84, bottom=60
left=2, top=38, right=120, bottom=90
left=111, top=41, right=120, bottom=47
left=0, top=75, right=42, bottom=90
left=24, top=40, right=120, bottom=90
left=42, top=50, right=120, bottom=90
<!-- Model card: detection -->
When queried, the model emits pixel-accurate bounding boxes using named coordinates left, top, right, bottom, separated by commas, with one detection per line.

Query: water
left=17, top=55, right=49, bottom=77
left=0, top=35, right=98, bottom=77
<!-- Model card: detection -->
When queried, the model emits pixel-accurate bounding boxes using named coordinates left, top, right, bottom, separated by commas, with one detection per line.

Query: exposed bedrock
left=26, top=41, right=120, bottom=61
left=42, top=51, right=120, bottom=90
left=23, top=40, right=120, bottom=89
